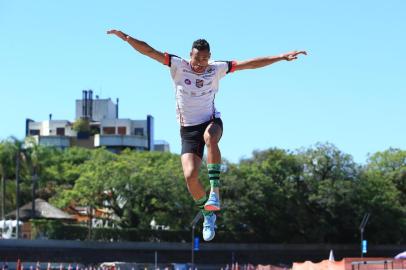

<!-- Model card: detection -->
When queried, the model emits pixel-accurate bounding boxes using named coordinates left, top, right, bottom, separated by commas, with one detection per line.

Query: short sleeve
left=213, top=61, right=237, bottom=79
left=164, top=52, right=184, bottom=80
left=164, top=52, right=182, bottom=68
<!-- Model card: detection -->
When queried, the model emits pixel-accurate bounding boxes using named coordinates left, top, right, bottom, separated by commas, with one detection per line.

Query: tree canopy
left=0, top=139, right=404, bottom=244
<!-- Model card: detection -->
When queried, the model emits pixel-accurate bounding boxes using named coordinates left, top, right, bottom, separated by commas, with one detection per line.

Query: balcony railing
left=30, top=135, right=71, bottom=148
left=94, top=134, right=148, bottom=148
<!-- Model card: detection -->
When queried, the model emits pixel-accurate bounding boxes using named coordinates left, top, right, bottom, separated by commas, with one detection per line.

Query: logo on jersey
left=206, top=67, right=214, bottom=73
left=196, top=79, right=204, bottom=88
left=184, top=79, right=191, bottom=85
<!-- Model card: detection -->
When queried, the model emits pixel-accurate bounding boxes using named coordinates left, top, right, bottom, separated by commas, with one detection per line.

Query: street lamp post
left=15, top=149, right=21, bottom=239
left=31, top=172, right=38, bottom=219
left=192, top=223, right=195, bottom=267
left=359, top=213, right=370, bottom=258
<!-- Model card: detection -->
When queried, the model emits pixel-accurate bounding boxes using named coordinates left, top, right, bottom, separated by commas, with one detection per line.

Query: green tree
left=1, top=137, right=403, bottom=244
left=72, top=118, right=90, bottom=133
left=51, top=150, right=196, bottom=230
left=355, top=149, right=406, bottom=243
left=365, top=148, right=406, bottom=205
left=221, top=148, right=303, bottom=242
left=295, top=143, right=361, bottom=243
left=0, top=139, right=18, bottom=218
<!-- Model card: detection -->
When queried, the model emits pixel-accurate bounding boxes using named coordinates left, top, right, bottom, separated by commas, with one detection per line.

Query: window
left=134, top=128, right=144, bottom=136
left=29, top=129, right=40, bottom=136
left=56, top=128, right=65, bottom=136
left=118, top=126, right=126, bottom=135
left=103, top=127, right=115, bottom=135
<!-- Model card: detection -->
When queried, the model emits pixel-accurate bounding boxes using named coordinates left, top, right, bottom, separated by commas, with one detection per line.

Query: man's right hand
left=106, top=29, right=166, bottom=65
left=107, top=29, right=127, bottom=41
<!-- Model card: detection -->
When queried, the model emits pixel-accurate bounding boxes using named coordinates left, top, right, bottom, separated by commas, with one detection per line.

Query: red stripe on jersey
left=164, top=52, right=170, bottom=66
left=229, top=60, right=237, bottom=73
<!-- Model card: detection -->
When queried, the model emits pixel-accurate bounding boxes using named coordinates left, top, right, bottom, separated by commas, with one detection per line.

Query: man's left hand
left=281, top=51, right=307, bottom=61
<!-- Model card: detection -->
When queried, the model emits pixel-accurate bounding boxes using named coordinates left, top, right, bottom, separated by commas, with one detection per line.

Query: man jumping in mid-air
left=107, top=29, right=307, bottom=241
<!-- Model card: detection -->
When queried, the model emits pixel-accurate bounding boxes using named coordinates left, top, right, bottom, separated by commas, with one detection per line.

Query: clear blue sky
left=1, top=0, right=405, bottom=164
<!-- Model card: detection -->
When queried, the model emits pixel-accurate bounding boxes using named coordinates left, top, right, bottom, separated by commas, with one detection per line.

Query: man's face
left=190, top=48, right=211, bottom=73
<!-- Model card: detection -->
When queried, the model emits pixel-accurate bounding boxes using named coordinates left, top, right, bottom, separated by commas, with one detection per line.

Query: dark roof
left=6, top=198, right=75, bottom=220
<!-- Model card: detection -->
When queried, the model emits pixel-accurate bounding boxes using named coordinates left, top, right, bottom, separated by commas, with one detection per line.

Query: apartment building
left=26, top=90, right=170, bottom=152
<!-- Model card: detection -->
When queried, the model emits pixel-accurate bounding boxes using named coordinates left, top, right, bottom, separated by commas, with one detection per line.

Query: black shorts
left=180, top=118, right=223, bottom=159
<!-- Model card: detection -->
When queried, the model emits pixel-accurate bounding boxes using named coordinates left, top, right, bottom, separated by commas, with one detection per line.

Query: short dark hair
left=192, top=39, right=210, bottom=52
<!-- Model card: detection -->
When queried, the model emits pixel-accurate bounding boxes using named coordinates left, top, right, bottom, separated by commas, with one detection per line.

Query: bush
left=30, top=220, right=191, bottom=242
left=30, top=220, right=274, bottom=243
left=72, top=118, right=90, bottom=133
left=31, top=220, right=88, bottom=240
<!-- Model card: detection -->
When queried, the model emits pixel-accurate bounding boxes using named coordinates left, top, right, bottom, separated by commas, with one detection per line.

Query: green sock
left=195, top=195, right=212, bottom=216
left=207, top=163, right=221, bottom=188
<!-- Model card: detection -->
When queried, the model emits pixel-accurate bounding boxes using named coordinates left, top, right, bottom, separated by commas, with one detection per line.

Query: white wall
left=76, top=99, right=117, bottom=121
left=29, top=120, right=74, bottom=136
left=100, top=119, right=148, bottom=136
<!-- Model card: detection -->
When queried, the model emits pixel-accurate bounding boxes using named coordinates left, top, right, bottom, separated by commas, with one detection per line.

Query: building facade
left=26, top=90, right=170, bottom=152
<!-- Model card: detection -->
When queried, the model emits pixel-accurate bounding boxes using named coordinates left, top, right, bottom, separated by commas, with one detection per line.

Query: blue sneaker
left=202, top=212, right=216, bottom=241
left=204, top=192, right=221, bottom=211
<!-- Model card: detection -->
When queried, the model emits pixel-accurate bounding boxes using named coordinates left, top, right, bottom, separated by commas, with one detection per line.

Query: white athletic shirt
left=164, top=53, right=236, bottom=126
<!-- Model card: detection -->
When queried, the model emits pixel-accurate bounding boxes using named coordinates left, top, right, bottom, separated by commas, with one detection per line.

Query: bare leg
left=181, top=153, right=205, bottom=200
left=204, top=122, right=223, bottom=198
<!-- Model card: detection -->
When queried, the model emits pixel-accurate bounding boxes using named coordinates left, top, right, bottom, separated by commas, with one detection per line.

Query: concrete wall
left=76, top=99, right=117, bottom=121
left=28, top=120, right=74, bottom=136
left=100, top=119, right=148, bottom=136
left=0, top=240, right=404, bottom=266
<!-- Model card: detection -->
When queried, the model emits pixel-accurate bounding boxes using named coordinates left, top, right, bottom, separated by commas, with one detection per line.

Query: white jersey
left=164, top=53, right=235, bottom=126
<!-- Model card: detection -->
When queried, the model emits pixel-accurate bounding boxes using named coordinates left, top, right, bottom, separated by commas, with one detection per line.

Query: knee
left=184, top=168, right=199, bottom=184
left=204, top=133, right=218, bottom=147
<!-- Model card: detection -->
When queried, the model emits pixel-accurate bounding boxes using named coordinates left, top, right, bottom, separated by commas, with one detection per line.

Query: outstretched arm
left=107, top=29, right=165, bottom=64
left=233, top=51, right=307, bottom=71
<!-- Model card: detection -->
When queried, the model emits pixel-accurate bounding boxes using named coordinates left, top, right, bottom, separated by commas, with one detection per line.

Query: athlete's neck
left=190, top=61, right=206, bottom=73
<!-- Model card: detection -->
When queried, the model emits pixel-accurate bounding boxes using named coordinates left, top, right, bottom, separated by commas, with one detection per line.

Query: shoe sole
left=204, top=232, right=215, bottom=241
left=204, top=205, right=221, bottom=211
